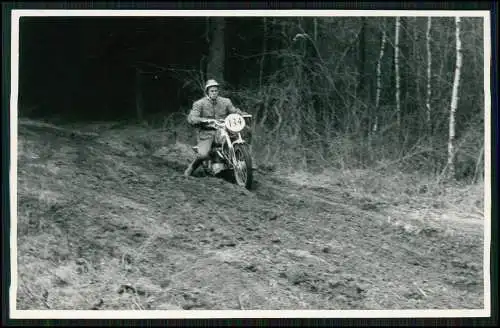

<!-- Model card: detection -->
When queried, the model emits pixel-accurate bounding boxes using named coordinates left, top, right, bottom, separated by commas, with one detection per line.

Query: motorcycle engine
left=212, top=162, right=226, bottom=175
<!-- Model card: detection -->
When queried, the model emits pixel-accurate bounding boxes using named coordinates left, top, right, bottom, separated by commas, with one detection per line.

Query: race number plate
left=225, top=113, right=246, bottom=133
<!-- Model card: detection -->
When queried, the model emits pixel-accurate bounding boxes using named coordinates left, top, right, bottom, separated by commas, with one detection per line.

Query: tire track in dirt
left=16, top=123, right=485, bottom=310
left=249, top=171, right=484, bottom=309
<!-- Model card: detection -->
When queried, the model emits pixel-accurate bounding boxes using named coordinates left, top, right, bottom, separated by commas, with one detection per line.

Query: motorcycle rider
left=184, top=79, right=249, bottom=177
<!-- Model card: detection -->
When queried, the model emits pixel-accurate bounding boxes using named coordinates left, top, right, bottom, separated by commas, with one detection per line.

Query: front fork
left=202, top=131, right=244, bottom=171
left=218, top=132, right=244, bottom=169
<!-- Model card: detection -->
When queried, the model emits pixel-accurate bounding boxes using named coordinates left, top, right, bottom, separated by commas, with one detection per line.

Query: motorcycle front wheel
left=232, top=143, right=253, bottom=189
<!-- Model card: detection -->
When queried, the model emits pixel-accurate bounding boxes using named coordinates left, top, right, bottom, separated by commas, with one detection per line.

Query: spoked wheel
left=232, top=143, right=253, bottom=189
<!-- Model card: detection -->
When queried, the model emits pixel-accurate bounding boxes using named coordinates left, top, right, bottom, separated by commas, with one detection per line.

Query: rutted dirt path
left=15, top=120, right=485, bottom=311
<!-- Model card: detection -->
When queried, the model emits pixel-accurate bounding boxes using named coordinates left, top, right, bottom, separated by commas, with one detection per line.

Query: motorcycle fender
left=232, top=133, right=246, bottom=145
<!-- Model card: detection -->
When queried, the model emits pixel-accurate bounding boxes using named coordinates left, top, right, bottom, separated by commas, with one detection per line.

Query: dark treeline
left=17, top=15, right=486, bottom=179
left=18, top=17, right=266, bottom=120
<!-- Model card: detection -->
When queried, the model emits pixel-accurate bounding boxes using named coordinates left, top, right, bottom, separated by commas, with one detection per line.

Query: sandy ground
left=14, top=119, right=485, bottom=311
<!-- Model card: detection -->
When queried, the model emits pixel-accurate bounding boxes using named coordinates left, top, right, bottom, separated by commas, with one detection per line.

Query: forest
left=18, top=14, right=487, bottom=181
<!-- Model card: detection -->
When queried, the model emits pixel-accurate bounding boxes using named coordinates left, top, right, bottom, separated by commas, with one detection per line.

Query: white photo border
left=8, top=8, right=493, bottom=320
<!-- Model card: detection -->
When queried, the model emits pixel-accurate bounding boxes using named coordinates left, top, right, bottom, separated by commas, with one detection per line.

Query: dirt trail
left=15, top=120, right=485, bottom=311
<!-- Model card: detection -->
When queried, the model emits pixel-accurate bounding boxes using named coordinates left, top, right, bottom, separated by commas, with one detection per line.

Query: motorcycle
left=192, top=113, right=254, bottom=189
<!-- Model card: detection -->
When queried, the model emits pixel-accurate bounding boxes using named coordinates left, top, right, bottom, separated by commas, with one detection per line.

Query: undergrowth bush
left=149, top=88, right=484, bottom=188
left=136, top=47, right=484, bottom=186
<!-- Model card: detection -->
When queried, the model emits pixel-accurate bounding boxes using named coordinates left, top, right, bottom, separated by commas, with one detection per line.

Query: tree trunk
left=374, top=19, right=387, bottom=134
left=426, top=17, right=432, bottom=127
left=357, top=17, right=367, bottom=98
left=206, top=17, right=226, bottom=84
left=314, top=18, right=318, bottom=42
left=259, top=17, right=267, bottom=92
left=395, top=17, right=401, bottom=130
left=435, top=20, right=451, bottom=134
left=135, top=69, right=144, bottom=122
left=413, top=17, right=420, bottom=117
left=447, top=16, right=463, bottom=179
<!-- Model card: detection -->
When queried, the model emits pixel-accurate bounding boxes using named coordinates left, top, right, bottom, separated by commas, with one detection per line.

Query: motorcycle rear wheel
left=232, top=143, right=253, bottom=189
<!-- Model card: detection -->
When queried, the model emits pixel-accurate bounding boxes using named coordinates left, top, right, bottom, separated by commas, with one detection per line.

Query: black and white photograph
left=6, top=5, right=494, bottom=320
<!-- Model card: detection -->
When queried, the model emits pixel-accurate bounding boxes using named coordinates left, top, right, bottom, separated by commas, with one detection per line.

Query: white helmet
left=204, top=79, right=220, bottom=93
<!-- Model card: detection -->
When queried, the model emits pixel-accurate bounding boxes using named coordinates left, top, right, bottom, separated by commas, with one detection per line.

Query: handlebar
left=199, top=114, right=252, bottom=128
left=200, top=119, right=225, bottom=128
left=212, top=120, right=226, bottom=128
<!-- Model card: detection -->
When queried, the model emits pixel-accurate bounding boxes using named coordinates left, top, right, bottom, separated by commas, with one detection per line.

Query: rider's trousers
left=196, top=137, right=213, bottom=159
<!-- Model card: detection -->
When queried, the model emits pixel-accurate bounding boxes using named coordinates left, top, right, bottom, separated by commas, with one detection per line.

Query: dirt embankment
left=15, top=119, right=485, bottom=311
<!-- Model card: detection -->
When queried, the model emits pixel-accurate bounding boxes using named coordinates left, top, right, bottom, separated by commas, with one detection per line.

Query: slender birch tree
left=426, top=17, right=432, bottom=127
left=413, top=17, right=420, bottom=112
left=395, top=17, right=401, bottom=130
left=358, top=17, right=367, bottom=98
left=447, top=16, right=463, bottom=178
left=373, top=18, right=387, bottom=134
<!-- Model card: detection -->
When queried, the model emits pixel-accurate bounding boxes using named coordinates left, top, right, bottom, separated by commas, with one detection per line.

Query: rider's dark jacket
left=187, top=96, right=245, bottom=140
